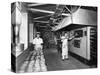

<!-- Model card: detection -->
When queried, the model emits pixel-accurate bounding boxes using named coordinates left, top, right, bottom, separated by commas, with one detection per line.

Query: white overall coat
left=61, top=36, right=68, bottom=58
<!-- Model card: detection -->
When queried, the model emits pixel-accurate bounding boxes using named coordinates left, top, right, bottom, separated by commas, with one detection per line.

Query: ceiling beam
left=34, top=15, right=51, bottom=19
left=28, top=4, right=46, bottom=7
left=65, top=6, right=72, bottom=13
left=34, top=20, right=59, bottom=24
left=28, top=8, right=71, bottom=16
left=34, top=20, right=49, bottom=23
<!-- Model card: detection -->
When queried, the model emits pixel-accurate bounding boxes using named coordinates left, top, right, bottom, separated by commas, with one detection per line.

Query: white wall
left=28, top=22, right=37, bottom=43
left=20, top=12, right=28, bottom=50
left=11, top=2, right=28, bottom=50
left=69, top=27, right=90, bottom=60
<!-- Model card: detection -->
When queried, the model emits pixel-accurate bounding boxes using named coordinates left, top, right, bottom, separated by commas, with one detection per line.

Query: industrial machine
left=69, top=26, right=97, bottom=66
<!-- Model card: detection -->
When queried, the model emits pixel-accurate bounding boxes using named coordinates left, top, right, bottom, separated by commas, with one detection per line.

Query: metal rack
left=90, top=27, right=97, bottom=66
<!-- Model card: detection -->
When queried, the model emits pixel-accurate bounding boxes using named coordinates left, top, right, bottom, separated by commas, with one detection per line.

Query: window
left=74, top=30, right=83, bottom=38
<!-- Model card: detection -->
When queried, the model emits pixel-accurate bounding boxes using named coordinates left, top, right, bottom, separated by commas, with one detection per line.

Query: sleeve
left=33, top=39, right=36, bottom=44
left=69, top=36, right=74, bottom=40
left=41, top=38, right=43, bottom=44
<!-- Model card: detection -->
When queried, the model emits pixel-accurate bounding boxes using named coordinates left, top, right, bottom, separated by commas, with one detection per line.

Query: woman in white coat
left=61, top=33, right=68, bottom=60
left=61, top=32, right=74, bottom=60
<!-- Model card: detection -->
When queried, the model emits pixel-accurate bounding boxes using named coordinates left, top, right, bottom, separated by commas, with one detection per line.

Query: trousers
left=34, top=44, right=43, bottom=56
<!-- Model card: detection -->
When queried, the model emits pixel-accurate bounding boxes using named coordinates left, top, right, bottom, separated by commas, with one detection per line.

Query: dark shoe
left=65, top=58, right=69, bottom=60
left=62, top=59, right=65, bottom=61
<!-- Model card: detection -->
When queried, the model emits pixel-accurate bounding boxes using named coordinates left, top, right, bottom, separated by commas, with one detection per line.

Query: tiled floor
left=44, top=48, right=90, bottom=71
left=18, top=48, right=90, bottom=73
left=18, top=50, right=47, bottom=73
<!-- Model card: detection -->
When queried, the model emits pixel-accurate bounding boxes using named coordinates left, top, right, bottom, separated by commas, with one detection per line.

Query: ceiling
left=26, top=3, right=72, bottom=22
left=22, top=2, right=97, bottom=31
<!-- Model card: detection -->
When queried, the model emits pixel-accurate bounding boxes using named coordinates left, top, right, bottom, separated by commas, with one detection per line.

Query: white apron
left=62, top=39, right=68, bottom=56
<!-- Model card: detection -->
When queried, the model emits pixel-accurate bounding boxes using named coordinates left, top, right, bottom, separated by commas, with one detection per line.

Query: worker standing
left=61, top=32, right=68, bottom=60
left=61, top=32, right=74, bottom=61
left=33, top=32, right=43, bottom=56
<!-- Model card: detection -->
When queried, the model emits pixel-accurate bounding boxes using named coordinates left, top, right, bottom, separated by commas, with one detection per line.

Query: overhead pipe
left=28, top=8, right=71, bottom=16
